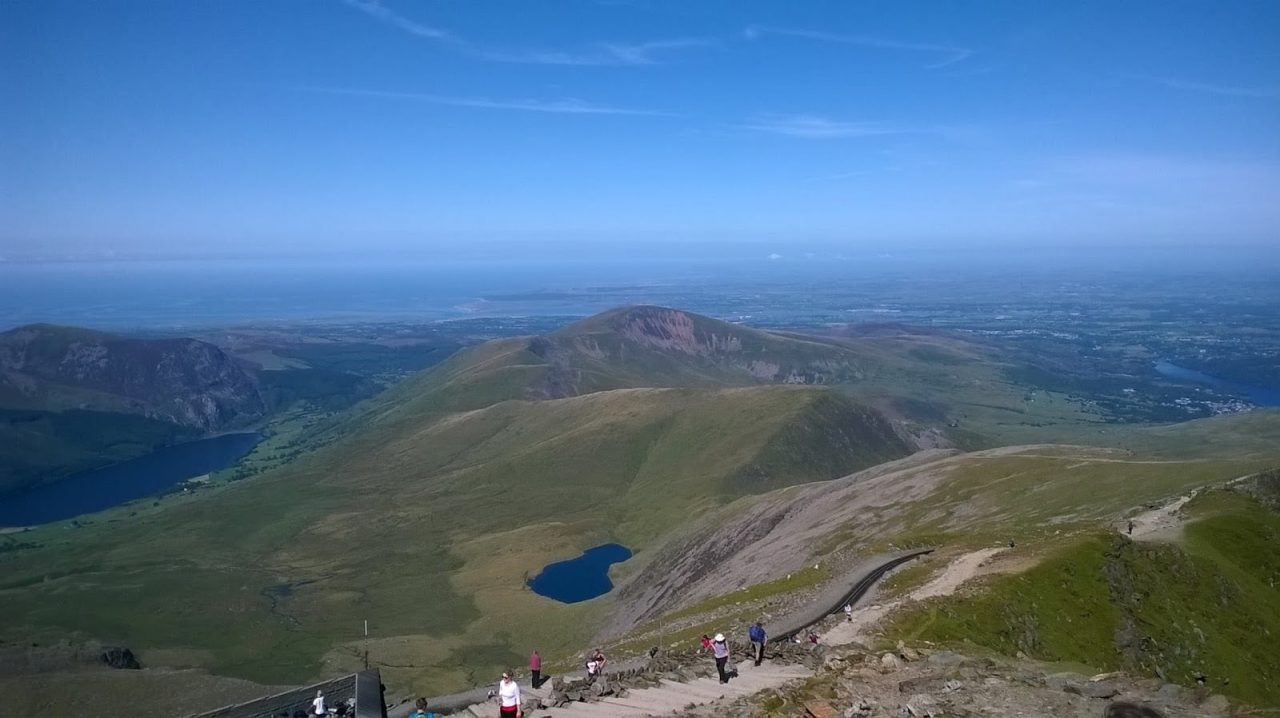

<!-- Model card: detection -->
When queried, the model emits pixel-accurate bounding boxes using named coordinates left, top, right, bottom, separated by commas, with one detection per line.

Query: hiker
left=312, top=690, right=325, bottom=716
left=592, top=648, right=607, bottom=674
left=585, top=655, right=600, bottom=682
left=411, top=697, right=436, bottom=718
left=843, top=603, right=853, bottom=621
left=711, top=633, right=731, bottom=684
left=529, top=649, right=542, bottom=688
left=748, top=621, right=767, bottom=666
left=700, top=634, right=712, bottom=653
left=497, top=672, right=522, bottom=718
left=808, top=632, right=820, bottom=645
left=1127, top=520, right=1135, bottom=535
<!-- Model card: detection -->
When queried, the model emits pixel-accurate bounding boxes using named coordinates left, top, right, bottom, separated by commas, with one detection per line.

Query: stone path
left=459, top=659, right=811, bottom=718
left=1122, top=494, right=1194, bottom=542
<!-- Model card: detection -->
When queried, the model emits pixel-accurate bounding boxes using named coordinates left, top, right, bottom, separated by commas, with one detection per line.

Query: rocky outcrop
left=99, top=646, right=141, bottom=670
left=614, top=307, right=744, bottom=356
left=0, top=324, right=264, bottom=430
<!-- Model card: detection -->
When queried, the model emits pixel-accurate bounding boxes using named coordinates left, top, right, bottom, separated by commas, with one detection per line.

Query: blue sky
left=2, top=0, right=1278, bottom=259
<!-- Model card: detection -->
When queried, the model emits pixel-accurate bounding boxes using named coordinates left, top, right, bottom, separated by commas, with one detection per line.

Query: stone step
left=600, top=686, right=701, bottom=712
left=655, top=679, right=728, bottom=700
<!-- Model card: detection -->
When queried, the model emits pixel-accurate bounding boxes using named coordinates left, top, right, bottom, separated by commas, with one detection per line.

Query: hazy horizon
left=3, top=0, right=1278, bottom=260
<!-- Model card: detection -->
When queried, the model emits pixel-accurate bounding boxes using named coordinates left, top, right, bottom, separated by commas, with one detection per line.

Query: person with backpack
left=748, top=622, right=767, bottom=666
left=711, top=633, right=731, bottom=684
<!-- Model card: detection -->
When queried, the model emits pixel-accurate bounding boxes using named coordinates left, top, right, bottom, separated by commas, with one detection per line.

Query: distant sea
left=2, top=248, right=1276, bottom=331
left=0, top=258, right=706, bottom=330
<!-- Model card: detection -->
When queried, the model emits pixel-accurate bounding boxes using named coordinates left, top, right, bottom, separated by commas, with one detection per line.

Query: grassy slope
left=0, top=382, right=905, bottom=695
left=0, top=409, right=197, bottom=492
left=884, top=490, right=1280, bottom=707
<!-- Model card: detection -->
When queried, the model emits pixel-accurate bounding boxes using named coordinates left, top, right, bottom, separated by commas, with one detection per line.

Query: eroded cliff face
left=616, top=307, right=745, bottom=356
left=520, top=307, right=869, bottom=400
left=0, top=324, right=264, bottom=430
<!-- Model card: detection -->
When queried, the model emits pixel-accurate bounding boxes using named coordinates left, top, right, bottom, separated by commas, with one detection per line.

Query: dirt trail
left=1122, top=494, right=1194, bottom=542
left=822, top=547, right=1006, bottom=646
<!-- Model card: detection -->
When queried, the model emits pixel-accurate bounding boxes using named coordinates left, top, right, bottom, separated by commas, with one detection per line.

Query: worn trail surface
left=822, top=547, right=1007, bottom=647
left=462, top=660, right=810, bottom=718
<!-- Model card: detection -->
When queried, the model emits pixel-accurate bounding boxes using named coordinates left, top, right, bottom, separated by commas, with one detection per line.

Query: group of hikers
left=698, top=620, right=769, bottom=684
left=469, top=613, right=853, bottom=716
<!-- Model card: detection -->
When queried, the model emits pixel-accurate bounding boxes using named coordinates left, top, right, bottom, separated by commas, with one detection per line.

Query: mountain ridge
left=0, top=323, right=264, bottom=430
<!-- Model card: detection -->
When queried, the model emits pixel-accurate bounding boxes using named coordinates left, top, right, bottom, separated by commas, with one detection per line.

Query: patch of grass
left=888, top=534, right=1122, bottom=670
left=885, top=496, right=1280, bottom=708
left=656, top=565, right=830, bottom=625
left=877, top=560, right=936, bottom=599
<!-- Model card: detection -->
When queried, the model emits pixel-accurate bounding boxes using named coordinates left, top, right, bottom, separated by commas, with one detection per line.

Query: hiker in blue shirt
left=748, top=622, right=767, bottom=666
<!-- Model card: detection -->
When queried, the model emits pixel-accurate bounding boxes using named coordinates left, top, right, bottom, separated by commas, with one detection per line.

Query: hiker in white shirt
left=497, top=672, right=522, bottom=718
left=312, top=690, right=326, bottom=716
left=711, top=633, right=731, bottom=684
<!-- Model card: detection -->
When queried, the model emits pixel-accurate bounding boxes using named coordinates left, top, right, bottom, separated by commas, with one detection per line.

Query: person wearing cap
left=711, top=633, right=731, bottom=683
left=497, top=671, right=522, bottom=718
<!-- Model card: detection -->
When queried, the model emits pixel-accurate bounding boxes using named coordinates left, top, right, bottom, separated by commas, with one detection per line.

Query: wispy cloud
left=481, top=38, right=713, bottom=66
left=741, top=115, right=914, bottom=139
left=343, top=0, right=454, bottom=42
left=299, top=86, right=668, bottom=116
left=744, top=25, right=972, bottom=69
left=1125, top=73, right=1277, bottom=98
left=343, top=0, right=709, bottom=66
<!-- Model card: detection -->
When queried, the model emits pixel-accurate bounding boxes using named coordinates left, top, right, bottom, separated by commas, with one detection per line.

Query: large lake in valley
left=0, top=432, right=261, bottom=527
left=527, top=543, right=633, bottom=603
left=1154, top=361, right=1280, bottom=407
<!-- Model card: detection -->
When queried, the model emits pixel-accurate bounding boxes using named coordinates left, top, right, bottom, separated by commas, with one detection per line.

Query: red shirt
left=529, top=653, right=541, bottom=670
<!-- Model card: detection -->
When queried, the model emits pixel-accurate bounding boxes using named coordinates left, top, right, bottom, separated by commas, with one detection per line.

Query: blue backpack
left=749, top=624, right=766, bottom=642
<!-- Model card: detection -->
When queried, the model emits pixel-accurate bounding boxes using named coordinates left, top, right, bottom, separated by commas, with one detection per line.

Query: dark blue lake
left=528, top=543, right=633, bottom=603
left=0, top=432, right=261, bottom=527
left=1154, top=360, right=1280, bottom=407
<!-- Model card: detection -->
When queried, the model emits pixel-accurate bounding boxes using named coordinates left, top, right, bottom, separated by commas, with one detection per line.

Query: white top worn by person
left=312, top=690, right=325, bottom=716
left=712, top=635, right=730, bottom=660
left=498, top=674, right=521, bottom=709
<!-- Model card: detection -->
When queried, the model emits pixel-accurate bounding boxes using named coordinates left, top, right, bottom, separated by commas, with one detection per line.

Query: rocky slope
left=0, top=324, right=264, bottom=430
left=680, top=643, right=1235, bottom=718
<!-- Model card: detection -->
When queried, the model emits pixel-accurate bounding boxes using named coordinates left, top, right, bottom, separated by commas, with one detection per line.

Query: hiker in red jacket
left=529, top=649, right=542, bottom=688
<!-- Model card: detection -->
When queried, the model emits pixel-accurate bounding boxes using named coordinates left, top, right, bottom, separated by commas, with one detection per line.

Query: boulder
left=880, top=653, right=904, bottom=671
left=1103, top=702, right=1166, bottom=718
left=1082, top=682, right=1120, bottom=700
left=925, top=651, right=964, bottom=668
left=897, top=677, right=947, bottom=695
left=99, top=646, right=141, bottom=670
